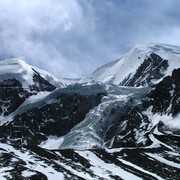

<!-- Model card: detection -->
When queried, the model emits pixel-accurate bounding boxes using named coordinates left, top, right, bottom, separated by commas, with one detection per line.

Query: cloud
left=0, top=0, right=180, bottom=78
left=0, top=0, right=86, bottom=77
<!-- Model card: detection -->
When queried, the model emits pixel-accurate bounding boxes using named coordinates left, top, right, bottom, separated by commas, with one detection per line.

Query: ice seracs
left=58, top=85, right=151, bottom=150
left=0, top=43, right=180, bottom=179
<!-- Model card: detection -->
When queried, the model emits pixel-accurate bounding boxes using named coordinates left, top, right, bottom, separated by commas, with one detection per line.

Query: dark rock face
left=0, top=79, right=31, bottom=116
left=30, top=68, right=56, bottom=92
left=0, top=70, right=56, bottom=116
left=105, top=69, right=180, bottom=148
left=120, top=53, right=169, bottom=86
left=108, top=108, right=150, bottom=148
left=104, top=104, right=151, bottom=148
left=148, top=68, right=180, bottom=116
left=0, top=92, right=105, bottom=146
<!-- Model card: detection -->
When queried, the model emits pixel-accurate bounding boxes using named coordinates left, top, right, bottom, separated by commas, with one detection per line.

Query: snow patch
left=146, top=153, right=180, bottom=168
left=143, top=107, right=180, bottom=132
left=21, top=170, right=36, bottom=177
left=40, top=136, right=64, bottom=149
left=77, top=151, right=141, bottom=180
left=0, top=143, right=65, bottom=179
left=118, top=158, right=164, bottom=180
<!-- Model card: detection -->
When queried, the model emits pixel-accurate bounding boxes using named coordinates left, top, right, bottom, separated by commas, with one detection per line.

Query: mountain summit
left=0, top=43, right=180, bottom=179
left=82, top=43, right=180, bottom=86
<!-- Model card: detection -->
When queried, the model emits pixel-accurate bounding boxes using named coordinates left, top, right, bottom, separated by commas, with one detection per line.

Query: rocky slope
left=0, top=43, right=180, bottom=179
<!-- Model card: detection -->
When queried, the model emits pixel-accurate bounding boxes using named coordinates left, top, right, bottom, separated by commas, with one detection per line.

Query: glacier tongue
left=59, top=85, right=151, bottom=150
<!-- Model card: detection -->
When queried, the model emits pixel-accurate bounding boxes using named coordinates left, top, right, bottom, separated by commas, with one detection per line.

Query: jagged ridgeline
left=0, top=43, right=180, bottom=179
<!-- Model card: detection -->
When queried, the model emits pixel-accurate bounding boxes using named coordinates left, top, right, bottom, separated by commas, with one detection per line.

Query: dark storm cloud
left=0, top=0, right=179, bottom=78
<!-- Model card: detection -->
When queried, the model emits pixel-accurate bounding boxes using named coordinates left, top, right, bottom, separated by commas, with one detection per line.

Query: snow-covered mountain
left=0, top=44, right=180, bottom=179
left=82, top=43, right=180, bottom=86
left=0, top=58, right=77, bottom=88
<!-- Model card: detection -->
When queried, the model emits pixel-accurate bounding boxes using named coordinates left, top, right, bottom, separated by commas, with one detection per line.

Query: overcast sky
left=0, top=0, right=180, bottom=78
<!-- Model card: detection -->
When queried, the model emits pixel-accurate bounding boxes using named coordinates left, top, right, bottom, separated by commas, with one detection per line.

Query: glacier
left=0, top=43, right=180, bottom=179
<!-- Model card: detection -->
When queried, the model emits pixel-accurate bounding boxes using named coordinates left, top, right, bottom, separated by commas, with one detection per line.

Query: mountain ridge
left=82, top=43, right=180, bottom=86
left=0, top=43, right=180, bottom=179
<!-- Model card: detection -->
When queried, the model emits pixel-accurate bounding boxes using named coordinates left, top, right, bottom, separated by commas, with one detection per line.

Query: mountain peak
left=82, top=43, right=180, bottom=86
left=0, top=58, right=69, bottom=88
left=0, top=44, right=180, bottom=179
left=0, top=58, right=35, bottom=87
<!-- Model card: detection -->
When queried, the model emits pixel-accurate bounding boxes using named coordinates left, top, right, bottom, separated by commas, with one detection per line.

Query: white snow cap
left=0, top=58, right=70, bottom=88
left=81, top=43, right=180, bottom=85
left=0, top=58, right=34, bottom=87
